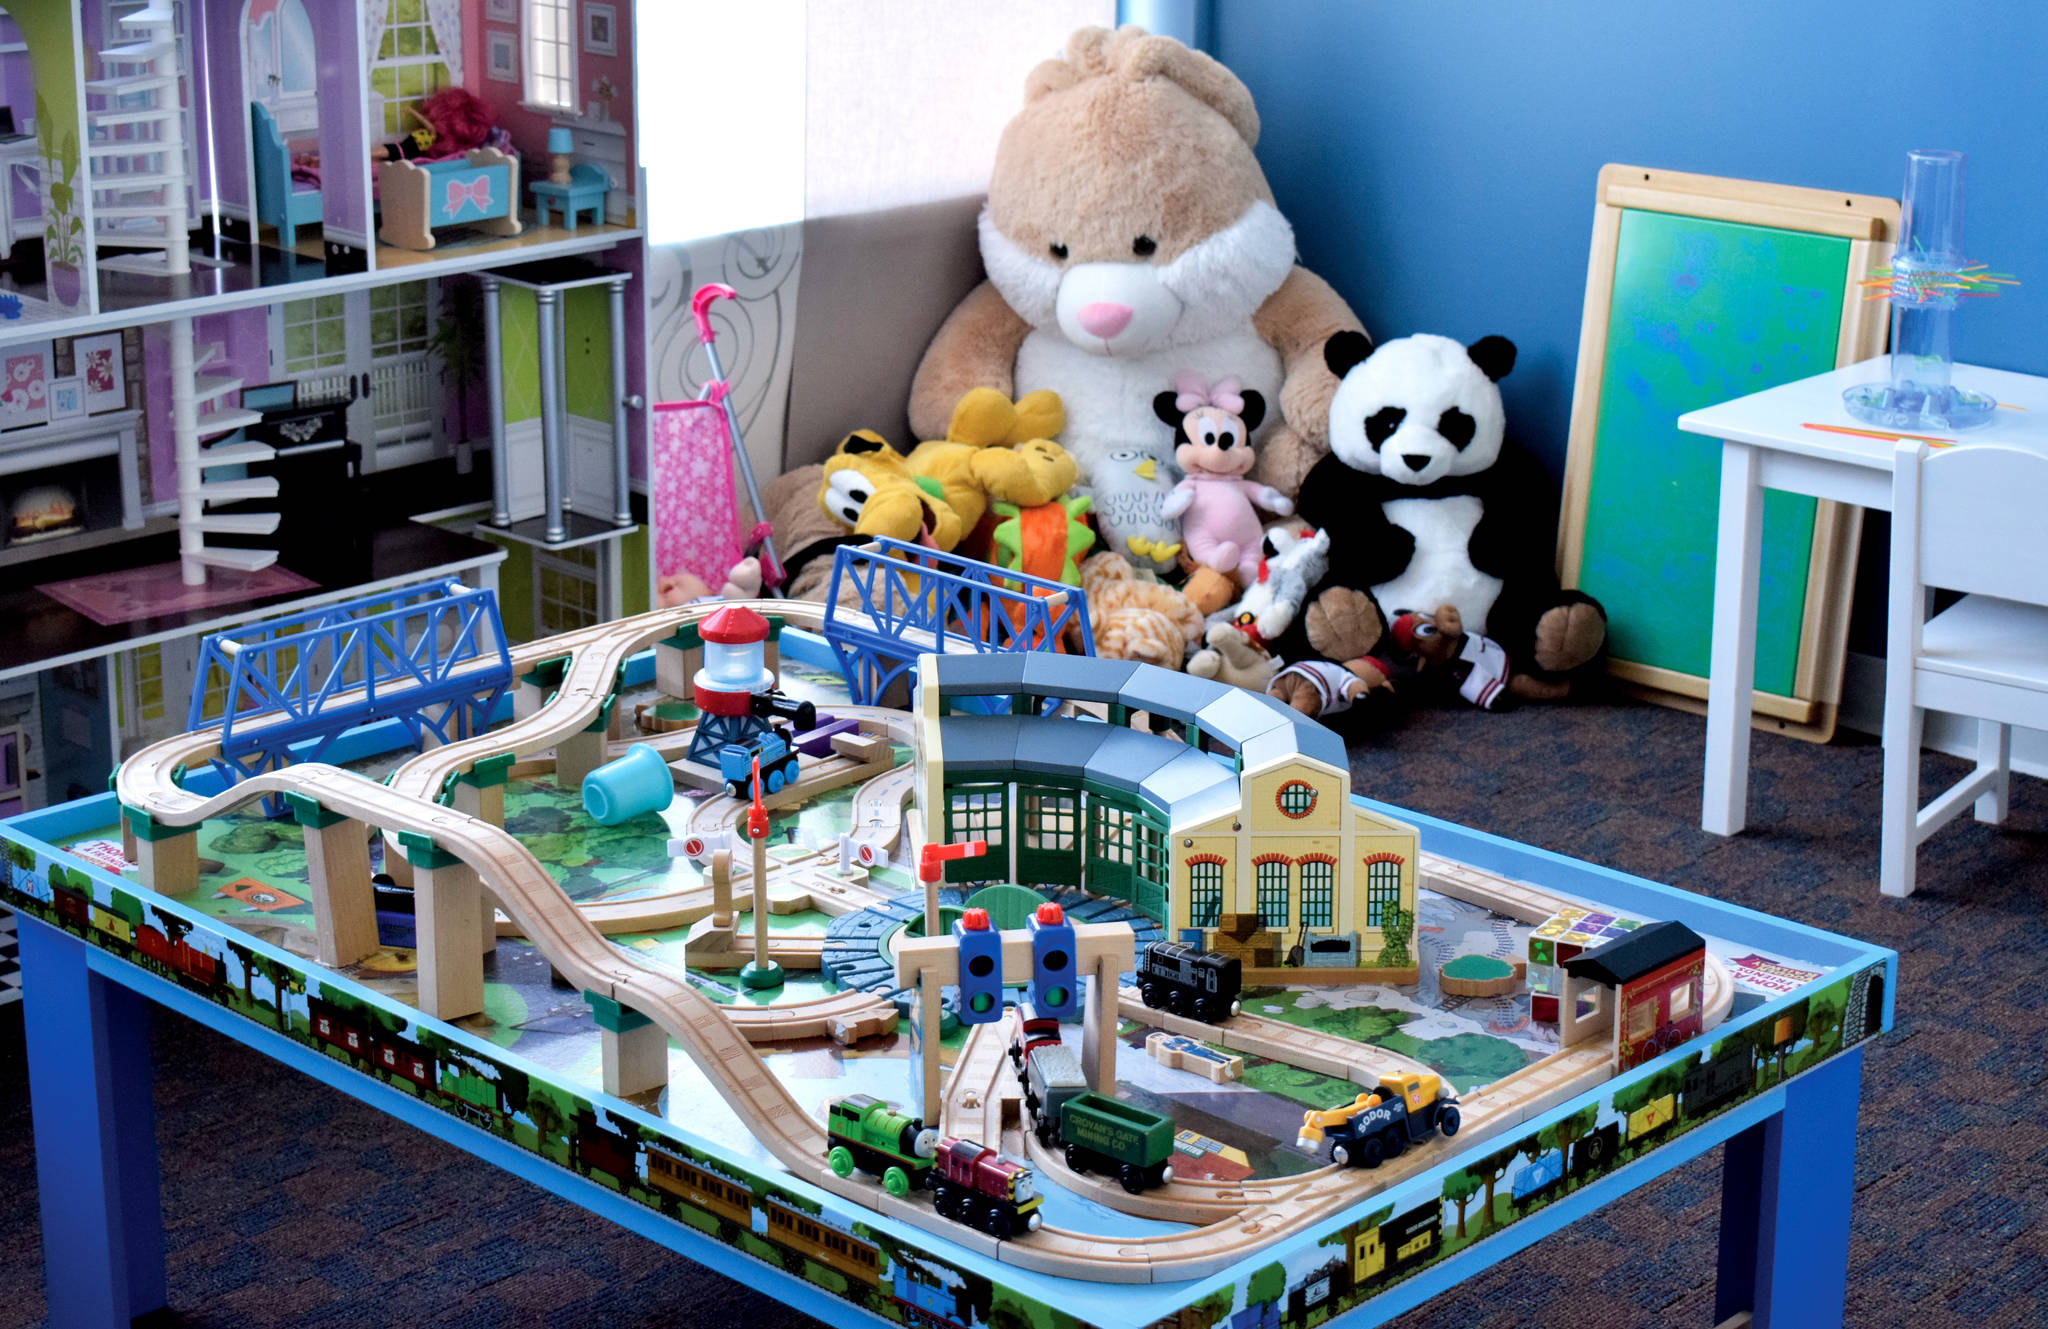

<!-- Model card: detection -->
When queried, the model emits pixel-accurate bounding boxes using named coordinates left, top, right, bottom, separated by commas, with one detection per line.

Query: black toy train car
left=1684, top=1043, right=1754, bottom=1118
left=1137, top=941, right=1242, bottom=1024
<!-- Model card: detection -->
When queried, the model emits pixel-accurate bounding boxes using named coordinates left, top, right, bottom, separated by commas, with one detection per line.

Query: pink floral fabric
left=650, top=400, right=742, bottom=590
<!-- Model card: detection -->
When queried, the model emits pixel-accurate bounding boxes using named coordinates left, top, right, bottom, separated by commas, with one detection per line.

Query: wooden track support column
left=285, top=794, right=378, bottom=968
left=895, top=918, right=1137, bottom=1127
left=515, top=655, right=571, bottom=721
left=554, top=725, right=608, bottom=789
left=915, top=972, right=945, bottom=1125
left=588, top=991, right=668, bottom=1096
left=654, top=626, right=700, bottom=701
left=450, top=753, right=516, bottom=829
left=1081, top=951, right=1119, bottom=1094
left=710, top=848, right=733, bottom=927
left=123, top=808, right=198, bottom=897
left=398, top=832, right=484, bottom=1021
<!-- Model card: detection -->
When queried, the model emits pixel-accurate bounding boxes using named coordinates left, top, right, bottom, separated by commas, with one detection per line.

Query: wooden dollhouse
left=0, top=0, right=656, bottom=809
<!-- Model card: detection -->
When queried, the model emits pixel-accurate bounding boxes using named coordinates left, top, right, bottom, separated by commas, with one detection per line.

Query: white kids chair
left=1880, top=439, right=2048, bottom=897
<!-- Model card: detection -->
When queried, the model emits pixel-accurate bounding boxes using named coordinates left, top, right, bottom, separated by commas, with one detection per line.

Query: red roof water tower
left=692, top=604, right=773, bottom=718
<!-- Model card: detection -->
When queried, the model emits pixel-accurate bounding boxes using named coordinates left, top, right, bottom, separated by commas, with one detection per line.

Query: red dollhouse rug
left=38, top=561, right=316, bottom=627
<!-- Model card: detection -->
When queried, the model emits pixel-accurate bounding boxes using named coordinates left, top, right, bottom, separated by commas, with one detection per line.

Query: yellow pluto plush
left=817, top=430, right=964, bottom=551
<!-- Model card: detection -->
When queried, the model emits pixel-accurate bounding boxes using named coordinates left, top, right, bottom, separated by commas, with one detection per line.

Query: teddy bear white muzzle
left=1055, top=261, right=1184, bottom=355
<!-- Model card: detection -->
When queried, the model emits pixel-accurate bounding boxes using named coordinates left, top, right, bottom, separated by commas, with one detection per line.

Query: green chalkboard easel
left=1558, top=166, right=1898, bottom=742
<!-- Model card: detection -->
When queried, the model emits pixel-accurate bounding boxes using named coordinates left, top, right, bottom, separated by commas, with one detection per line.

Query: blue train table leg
left=19, top=915, right=168, bottom=1329
left=1716, top=1043, right=1863, bottom=1328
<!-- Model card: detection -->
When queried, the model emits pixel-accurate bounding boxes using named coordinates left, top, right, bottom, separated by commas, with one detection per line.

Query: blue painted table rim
left=4, top=623, right=1896, bottom=1329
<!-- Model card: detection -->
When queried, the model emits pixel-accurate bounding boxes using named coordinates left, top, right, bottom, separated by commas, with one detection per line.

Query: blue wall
left=1213, top=0, right=2048, bottom=481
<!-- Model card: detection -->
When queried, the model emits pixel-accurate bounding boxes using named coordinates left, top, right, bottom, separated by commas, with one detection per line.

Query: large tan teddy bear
left=909, top=25, right=1364, bottom=499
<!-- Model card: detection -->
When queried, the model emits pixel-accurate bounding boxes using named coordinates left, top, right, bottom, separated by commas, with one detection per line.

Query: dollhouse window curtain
left=639, top=0, right=1114, bottom=245
left=364, top=0, right=463, bottom=139
left=363, top=0, right=464, bottom=84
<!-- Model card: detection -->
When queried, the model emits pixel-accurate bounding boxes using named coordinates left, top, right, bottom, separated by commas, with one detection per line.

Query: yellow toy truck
left=1295, top=1072, right=1462, bottom=1168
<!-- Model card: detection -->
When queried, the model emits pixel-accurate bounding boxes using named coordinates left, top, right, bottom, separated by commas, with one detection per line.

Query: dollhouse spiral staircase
left=86, top=1, right=189, bottom=278
left=171, top=323, right=280, bottom=583
left=83, top=3, right=279, bottom=581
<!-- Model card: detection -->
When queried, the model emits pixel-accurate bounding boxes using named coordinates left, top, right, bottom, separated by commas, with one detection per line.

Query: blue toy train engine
left=715, top=691, right=818, bottom=797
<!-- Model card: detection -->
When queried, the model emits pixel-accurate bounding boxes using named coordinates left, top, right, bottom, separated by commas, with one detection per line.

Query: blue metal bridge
left=821, top=537, right=1094, bottom=707
left=190, top=579, right=513, bottom=792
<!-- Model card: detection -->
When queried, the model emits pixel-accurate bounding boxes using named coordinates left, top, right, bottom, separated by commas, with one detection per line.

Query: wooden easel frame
left=1556, top=165, right=1899, bottom=742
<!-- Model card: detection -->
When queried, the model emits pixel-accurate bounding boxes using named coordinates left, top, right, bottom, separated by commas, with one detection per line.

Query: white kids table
left=1677, top=358, right=2048, bottom=835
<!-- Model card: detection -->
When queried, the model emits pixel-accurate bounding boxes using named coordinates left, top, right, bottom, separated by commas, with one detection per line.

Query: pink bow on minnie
left=1173, top=370, right=1245, bottom=416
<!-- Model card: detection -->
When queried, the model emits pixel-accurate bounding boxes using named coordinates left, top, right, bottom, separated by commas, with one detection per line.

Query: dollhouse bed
left=250, top=102, right=321, bottom=250
left=375, top=149, right=523, bottom=252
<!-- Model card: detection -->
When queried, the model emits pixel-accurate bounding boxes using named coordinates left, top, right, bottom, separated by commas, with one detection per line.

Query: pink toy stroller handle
left=692, top=283, right=736, bottom=346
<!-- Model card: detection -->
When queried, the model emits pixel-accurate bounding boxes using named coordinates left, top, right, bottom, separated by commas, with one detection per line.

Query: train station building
left=914, top=654, right=1421, bottom=979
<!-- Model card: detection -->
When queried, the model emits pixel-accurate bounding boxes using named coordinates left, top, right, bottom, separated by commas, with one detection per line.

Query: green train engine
left=825, top=1094, right=938, bottom=1197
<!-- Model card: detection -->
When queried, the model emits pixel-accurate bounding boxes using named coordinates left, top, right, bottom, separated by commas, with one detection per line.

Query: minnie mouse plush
left=1155, top=371, right=1291, bottom=587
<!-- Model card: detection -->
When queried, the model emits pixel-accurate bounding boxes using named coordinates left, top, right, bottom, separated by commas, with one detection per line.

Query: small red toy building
left=1559, top=919, right=1707, bottom=1071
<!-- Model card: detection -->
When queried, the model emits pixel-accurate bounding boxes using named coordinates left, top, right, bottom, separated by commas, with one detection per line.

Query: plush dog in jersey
left=1281, top=332, right=1607, bottom=695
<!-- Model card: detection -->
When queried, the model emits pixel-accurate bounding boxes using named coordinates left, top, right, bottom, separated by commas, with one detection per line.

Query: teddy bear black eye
left=1437, top=408, right=1476, bottom=449
left=1132, top=235, right=1157, bottom=257
left=1365, top=406, right=1406, bottom=446
left=1201, top=428, right=1216, bottom=447
left=1049, top=242, right=1068, bottom=260
left=1217, top=430, right=1236, bottom=450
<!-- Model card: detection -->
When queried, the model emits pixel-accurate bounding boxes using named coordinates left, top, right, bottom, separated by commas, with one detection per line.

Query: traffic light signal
left=951, top=906, right=1004, bottom=1025
left=1028, top=901, right=1078, bottom=1023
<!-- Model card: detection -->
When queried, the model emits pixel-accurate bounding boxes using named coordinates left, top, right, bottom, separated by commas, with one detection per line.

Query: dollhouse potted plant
left=34, top=93, right=84, bottom=307
left=428, top=277, right=486, bottom=453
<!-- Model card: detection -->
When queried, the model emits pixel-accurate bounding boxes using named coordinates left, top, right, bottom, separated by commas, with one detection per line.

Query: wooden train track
left=114, top=597, right=1738, bottom=1285
left=941, top=1015, right=1019, bottom=1150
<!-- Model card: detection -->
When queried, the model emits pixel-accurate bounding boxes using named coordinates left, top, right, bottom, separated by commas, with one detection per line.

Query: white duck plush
left=1211, top=525, right=1331, bottom=647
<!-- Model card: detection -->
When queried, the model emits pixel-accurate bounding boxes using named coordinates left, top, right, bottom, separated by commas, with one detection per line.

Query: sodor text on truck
left=1295, top=1072, right=1462, bottom=1168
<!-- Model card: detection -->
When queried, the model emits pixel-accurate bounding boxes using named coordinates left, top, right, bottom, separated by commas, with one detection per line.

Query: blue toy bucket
left=581, top=743, right=676, bottom=825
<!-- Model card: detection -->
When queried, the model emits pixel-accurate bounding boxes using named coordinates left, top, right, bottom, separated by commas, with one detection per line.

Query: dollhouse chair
left=1879, top=439, right=2048, bottom=896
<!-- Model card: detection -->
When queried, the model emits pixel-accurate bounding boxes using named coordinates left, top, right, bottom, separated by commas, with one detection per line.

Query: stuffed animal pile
left=751, top=26, right=1612, bottom=729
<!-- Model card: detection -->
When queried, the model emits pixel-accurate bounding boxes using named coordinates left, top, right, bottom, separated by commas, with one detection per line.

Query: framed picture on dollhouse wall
left=73, top=333, right=125, bottom=413
left=486, top=30, right=518, bottom=83
left=583, top=4, right=617, bottom=56
left=485, top=0, right=516, bottom=19
left=47, top=376, right=82, bottom=421
left=0, top=342, right=52, bottom=430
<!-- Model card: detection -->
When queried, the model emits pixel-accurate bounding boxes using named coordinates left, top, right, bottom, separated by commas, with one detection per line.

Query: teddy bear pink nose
left=1077, top=302, right=1134, bottom=339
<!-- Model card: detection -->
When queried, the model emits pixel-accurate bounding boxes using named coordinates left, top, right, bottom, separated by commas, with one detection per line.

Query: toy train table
left=5, top=597, right=1895, bottom=1329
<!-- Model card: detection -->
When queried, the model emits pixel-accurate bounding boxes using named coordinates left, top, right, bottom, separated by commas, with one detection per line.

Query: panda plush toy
left=1276, top=331, right=1607, bottom=702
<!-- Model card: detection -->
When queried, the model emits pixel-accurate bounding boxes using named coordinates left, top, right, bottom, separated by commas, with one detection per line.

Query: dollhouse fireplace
left=0, top=410, right=144, bottom=556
